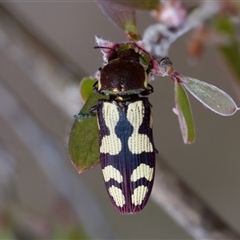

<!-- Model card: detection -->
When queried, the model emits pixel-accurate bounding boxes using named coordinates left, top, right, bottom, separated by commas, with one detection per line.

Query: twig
left=152, top=157, right=240, bottom=239
left=143, top=2, right=222, bottom=57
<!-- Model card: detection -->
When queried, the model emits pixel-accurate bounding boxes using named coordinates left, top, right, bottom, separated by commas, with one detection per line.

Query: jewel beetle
left=90, top=41, right=158, bottom=214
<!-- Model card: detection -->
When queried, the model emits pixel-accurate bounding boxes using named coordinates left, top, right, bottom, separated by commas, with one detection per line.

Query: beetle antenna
left=94, top=46, right=115, bottom=51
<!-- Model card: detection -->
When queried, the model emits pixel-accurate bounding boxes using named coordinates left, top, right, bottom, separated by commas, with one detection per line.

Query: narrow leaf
left=213, top=15, right=240, bottom=81
left=69, top=92, right=108, bottom=173
left=174, top=82, right=195, bottom=144
left=181, top=76, right=238, bottom=116
left=97, top=0, right=159, bottom=10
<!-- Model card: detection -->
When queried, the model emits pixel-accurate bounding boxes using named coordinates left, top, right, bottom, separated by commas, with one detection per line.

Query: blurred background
left=0, top=1, right=240, bottom=239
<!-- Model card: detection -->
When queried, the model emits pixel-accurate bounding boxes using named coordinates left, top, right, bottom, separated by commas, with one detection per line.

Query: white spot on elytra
left=108, top=186, right=125, bottom=207
left=102, top=165, right=123, bottom=183
left=131, top=164, right=154, bottom=182
left=127, top=101, right=153, bottom=154
left=131, top=186, right=148, bottom=206
left=100, top=103, right=121, bottom=155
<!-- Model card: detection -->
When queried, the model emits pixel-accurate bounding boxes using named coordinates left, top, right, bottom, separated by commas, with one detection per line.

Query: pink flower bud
left=151, top=0, right=187, bottom=28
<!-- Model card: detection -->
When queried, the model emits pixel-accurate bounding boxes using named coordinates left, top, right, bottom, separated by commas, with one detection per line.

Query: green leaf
left=79, top=77, right=96, bottom=103
left=181, top=75, right=238, bottom=116
left=106, top=0, right=160, bottom=10
left=213, top=15, right=240, bottom=81
left=68, top=92, right=109, bottom=173
left=174, top=82, right=195, bottom=144
left=69, top=114, right=99, bottom=173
